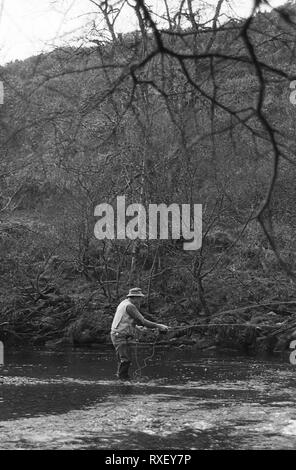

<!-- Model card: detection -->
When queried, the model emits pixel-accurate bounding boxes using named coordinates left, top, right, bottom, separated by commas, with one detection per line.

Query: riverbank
left=1, top=286, right=296, bottom=357
left=1, top=225, right=296, bottom=356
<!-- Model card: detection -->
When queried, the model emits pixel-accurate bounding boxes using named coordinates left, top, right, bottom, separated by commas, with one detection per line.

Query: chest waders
left=111, top=333, right=132, bottom=381
left=111, top=300, right=137, bottom=381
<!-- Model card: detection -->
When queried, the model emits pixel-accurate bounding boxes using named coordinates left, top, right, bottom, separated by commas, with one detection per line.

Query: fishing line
left=131, top=319, right=292, bottom=380
left=133, top=333, right=159, bottom=381
left=132, top=323, right=252, bottom=380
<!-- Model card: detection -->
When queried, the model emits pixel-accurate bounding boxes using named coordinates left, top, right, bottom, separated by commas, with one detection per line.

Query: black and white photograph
left=0, top=0, right=296, bottom=454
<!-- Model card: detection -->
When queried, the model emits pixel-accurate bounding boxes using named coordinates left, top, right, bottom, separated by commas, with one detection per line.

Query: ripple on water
left=0, top=391, right=296, bottom=450
left=0, top=394, right=216, bottom=449
left=1, top=352, right=296, bottom=449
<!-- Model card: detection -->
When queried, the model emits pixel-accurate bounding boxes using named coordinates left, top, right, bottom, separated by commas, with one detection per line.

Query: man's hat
left=127, top=287, right=145, bottom=298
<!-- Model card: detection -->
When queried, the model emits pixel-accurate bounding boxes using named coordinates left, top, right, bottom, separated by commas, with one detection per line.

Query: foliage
left=1, top=2, right=296, bottom=348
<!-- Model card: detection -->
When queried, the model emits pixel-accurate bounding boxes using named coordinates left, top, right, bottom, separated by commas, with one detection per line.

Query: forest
left=0, top=0, right=296, bottom=353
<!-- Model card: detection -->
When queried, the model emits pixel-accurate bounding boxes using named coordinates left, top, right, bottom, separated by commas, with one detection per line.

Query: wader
left=111, top=299, right=138, bottom=381
left=110, top=333, right=132, bottom=380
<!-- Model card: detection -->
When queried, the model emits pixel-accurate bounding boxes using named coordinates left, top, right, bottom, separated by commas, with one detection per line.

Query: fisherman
left=111, top=288, right=169, bottom=381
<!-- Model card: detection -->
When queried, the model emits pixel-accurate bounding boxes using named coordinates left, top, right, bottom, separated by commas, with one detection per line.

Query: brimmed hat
left=127, top=287, right=145, bottom=298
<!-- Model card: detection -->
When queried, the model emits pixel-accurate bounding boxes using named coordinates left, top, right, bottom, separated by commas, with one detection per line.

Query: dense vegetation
left=1, top=1, right=296, bottom=352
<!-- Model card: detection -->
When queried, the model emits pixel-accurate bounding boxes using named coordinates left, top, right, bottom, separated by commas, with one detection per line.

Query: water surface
left=0, top=346, right=295, bottom=449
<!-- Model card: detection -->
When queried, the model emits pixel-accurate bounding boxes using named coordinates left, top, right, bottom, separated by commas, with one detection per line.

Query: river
left=0, top=346, right=295, bottom=450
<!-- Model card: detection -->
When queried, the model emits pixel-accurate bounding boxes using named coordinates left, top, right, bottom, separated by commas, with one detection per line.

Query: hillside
left=1, top=2, right=296, bottom=353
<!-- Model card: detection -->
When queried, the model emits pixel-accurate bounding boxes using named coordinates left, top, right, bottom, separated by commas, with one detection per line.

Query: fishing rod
left=166, top=321, right=296, bottom=335
left=165, top=323, right=259, bottom=330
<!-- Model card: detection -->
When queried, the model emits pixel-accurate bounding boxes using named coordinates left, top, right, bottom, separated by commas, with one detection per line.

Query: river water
left=0, top=346, right=295, bottom=450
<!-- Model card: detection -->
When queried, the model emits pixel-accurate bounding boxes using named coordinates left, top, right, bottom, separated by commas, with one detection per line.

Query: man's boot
left=117, top=361, right=131, bottom=381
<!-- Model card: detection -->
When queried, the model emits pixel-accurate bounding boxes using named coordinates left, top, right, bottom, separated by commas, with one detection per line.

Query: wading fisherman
left=111, top=288, right=168, bottom=381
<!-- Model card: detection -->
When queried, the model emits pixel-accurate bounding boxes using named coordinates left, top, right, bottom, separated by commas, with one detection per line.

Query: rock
left=267, top=311, right=277, bottom=316
left=76, top=329, right=94, bottom=344
left=274, top=329, right=296, bottom=352
left=193, top=338, right=214, bottom=349
left=201, top=345, right=217, bottom=351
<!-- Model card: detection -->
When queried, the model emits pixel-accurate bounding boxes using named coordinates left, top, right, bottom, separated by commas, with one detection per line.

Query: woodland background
left=1, top=0, right=296, bottom=351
